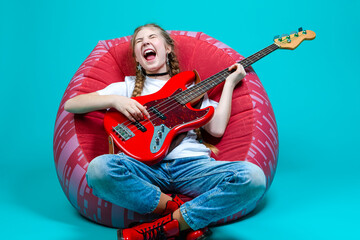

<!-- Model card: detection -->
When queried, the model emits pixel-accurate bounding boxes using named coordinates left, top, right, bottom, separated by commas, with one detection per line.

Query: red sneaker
left=163, top=195, right=212, bottom=240
left=185, top=227, right=212, bottom=240
left=117, top=214, right=179, bottom=240
left=161, top=195, right=185, bottom=216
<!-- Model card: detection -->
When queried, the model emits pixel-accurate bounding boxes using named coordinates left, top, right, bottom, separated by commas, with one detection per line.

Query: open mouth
left=143, top=49, right=156, bottom=61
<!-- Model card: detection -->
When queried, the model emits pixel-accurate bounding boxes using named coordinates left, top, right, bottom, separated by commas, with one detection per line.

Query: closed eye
left=135, top=38, right=143, bottom=44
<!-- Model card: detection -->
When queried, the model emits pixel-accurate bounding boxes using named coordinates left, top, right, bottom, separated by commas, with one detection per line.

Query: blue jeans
left=86, top=153, right=266, bottom=230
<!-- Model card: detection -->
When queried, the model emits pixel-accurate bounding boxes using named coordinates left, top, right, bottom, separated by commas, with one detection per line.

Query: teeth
left=143, top=49, right=155, bottom=55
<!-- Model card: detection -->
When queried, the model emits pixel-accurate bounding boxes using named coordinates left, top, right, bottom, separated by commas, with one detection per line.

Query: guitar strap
left=108, top=135, right=115, bottom=154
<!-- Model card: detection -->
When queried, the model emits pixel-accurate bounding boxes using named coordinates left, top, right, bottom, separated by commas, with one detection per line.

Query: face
left=133, top=27, right=172, bottom=74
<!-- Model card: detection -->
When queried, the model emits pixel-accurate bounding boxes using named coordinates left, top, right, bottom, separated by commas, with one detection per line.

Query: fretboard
left=175, top=43, right=279, bottom=104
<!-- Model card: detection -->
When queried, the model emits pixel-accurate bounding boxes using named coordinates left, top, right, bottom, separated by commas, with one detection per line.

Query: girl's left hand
left=226, top=63, right=246, bottom=87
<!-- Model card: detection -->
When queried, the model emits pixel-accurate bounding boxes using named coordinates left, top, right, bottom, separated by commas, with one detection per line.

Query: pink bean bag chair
left=53, top=31, right=279, bottom=228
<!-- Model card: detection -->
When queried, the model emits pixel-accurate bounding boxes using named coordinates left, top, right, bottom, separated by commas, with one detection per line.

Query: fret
left=240, top=43, right=279, bottom=68
left=175, top=43, right=279, bottom=104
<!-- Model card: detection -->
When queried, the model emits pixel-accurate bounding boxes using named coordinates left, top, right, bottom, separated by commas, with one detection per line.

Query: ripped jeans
left=86, top=153, right=266, bottom=230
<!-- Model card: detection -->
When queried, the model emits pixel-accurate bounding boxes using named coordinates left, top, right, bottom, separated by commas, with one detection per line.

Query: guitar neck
left=175, top=43, right=279, bottom=104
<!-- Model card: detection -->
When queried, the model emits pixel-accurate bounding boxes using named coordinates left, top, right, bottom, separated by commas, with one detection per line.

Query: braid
left=168, top=52, right=180, bottom=77
left=132, top=65, right=146, bottom=97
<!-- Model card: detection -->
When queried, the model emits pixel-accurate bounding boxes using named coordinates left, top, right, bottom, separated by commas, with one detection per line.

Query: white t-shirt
left=97, top=76, right=218, bottom=160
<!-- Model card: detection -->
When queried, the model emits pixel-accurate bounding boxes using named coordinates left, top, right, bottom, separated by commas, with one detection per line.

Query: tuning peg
left=282, top=34, right=291, bottom=41
left=298, top=27, right=307, bottom=35
left=279, top=34, right=291, bottom=43
left=290, top=31, right=298, bottom=37
left=273, top=35, right=280, bottom=41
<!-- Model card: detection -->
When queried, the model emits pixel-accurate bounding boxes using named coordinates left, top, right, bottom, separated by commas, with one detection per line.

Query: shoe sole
left=195, top=228, right=212, bottom=240
left=117, top=229, right=125, bottom=240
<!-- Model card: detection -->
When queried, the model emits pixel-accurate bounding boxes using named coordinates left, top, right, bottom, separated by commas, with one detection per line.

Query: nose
left=142, top=38, right=150, bottom=46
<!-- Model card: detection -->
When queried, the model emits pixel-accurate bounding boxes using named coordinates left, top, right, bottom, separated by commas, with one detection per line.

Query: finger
left=115, top=104, right=137, bottom=122
left=240, top=65, right=246, bottom=77
left=228, top=63, right=238, bottom=71
left=129, top=106, right=143, bottom=121
left=135, top=102, right=151, bottom=119
left=141, top=106, right=151, bottom=119
left=239, top=64, right=245, bottom=73
left=122, top=110, right=136, bottom=122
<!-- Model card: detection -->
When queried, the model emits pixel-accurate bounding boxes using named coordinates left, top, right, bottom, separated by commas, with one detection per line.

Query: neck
left=175, top=43, right=279, bottom=104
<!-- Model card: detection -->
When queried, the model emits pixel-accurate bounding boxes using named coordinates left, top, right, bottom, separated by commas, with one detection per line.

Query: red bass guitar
left=104, top=29, right=316, bottom=165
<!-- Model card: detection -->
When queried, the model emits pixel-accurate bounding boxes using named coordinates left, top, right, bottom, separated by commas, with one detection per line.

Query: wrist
left=224, top=80, right=236, bottom=89
left=109, top=95, right=120, bottom=109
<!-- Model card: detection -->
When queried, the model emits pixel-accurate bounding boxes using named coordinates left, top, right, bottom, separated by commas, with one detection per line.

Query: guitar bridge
left=112, top=123, right=135, bottom=141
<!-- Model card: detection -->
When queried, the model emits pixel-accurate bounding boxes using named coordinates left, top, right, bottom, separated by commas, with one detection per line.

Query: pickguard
left=144, top=89, right=209, bottom=153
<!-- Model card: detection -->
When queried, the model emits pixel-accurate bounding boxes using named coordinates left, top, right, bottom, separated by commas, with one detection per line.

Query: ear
left=165, top=45, right=172, bottom=54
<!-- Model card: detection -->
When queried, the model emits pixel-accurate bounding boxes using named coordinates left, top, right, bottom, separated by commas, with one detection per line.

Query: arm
left=203, top=63, right=246, bottom=137
left=64, top=92, right=150, bottom=122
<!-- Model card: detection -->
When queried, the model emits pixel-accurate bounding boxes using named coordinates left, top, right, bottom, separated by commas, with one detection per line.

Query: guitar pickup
left=112, top=124, right=135, bottom=141
left=132, top=120, right=147, bottom=132
left=149, top=106, right=166, bottom=120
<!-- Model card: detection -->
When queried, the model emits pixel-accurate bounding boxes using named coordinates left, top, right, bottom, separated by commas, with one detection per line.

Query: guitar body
left=104, top=71, right=215, bottom=165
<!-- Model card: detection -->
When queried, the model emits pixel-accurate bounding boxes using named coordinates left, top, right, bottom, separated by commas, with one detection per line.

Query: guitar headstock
left=274, top=27, right=316, bottom=50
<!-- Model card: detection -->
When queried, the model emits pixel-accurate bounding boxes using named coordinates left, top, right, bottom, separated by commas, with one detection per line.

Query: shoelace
left=138, top=221, right=167, bottom=240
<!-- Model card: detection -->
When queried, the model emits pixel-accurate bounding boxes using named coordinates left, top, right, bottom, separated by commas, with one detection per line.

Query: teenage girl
left=65, top=23, right=266, bottom=240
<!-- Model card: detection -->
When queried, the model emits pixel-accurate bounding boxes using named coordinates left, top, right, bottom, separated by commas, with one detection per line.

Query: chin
left=145, top=65, right=165, bottom=74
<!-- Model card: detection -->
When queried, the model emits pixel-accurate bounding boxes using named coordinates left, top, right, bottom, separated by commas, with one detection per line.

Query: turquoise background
left=1, top=0, right=359, bottom=239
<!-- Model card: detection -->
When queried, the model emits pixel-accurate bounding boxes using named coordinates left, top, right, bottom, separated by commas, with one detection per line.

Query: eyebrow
left=135, top=34, right=157, bottom=42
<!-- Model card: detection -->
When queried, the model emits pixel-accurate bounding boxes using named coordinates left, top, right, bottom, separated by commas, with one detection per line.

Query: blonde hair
left=130, top=23, right=218, bottom=155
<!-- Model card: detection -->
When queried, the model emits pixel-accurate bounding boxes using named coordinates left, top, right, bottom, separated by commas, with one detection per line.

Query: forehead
left=135, top=27, right=162, bottom=39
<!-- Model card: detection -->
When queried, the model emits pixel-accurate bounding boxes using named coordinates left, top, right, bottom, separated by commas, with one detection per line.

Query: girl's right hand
left=112, top=95, right=150, bottom=122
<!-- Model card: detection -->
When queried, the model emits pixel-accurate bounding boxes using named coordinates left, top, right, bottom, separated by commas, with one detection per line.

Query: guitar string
left=123, top=68, right=230, bottom=132
left=137, top=43, right=279, bottom=123
left=140, top=43, right=279, bottom=121
left=119, top=44, right=279, bottom=134
left=119, top=44, right=278, bottom=134
left=122, top=43, right=279, bottom=133
left=118, top=71, right=227, bottom=134
left=120, top=61, right=233, bottom=132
